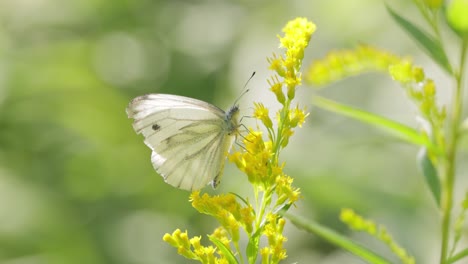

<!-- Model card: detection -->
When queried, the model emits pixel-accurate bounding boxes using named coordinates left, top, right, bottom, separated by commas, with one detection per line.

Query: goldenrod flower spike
left=306, top=45, right=445, bottom=158
left=340, top=209, right=415, bottom=264
left=164, top=17, right=315, bottom=264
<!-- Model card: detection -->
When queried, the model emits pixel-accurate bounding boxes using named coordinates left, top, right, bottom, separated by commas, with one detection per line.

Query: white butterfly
left=126, top=94, right=240, bottom=191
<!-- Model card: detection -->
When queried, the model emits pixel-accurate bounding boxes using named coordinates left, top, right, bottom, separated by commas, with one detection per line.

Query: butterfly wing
left=127, top=94, right=236, bottom=191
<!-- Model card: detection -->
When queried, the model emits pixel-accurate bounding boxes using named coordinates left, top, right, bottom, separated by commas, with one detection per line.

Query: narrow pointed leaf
left=246, top=226, right=263, bottom=264
left=447, top=248, right=468, bottom=264
left=230, top=192, right=249, bottom=206
left=417, top=148, right=441, bottom=207
left=386, top=5, right=452, bottom=73
left=313, top=96, right=433, bottom=149
left=209, top=236, right=239, bottom=264
left=282, top=212, right=392, bottom=264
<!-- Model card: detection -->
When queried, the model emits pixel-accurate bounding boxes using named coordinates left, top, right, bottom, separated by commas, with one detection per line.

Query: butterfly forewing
left=127, top=94, right=238, bottom=191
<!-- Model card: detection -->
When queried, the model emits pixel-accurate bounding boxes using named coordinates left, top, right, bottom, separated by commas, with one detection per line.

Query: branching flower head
left=164, top=17, right=315, bottom=264
left=305, top=45, right=445, bottom=158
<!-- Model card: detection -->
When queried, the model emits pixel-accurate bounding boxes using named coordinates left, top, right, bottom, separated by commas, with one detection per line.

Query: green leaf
left=246, top=226, right=263, bottom=264
left=229, top=192, right=250, bottom=206
left=208, top=235, right=239, bottom=264
left=417, top=148, right=441, bottom=207
left=386, top=5, right=453, bottom=73
left=313, top=96, right=434, bottom=149
left=276, top=202, right=293, bottom=214
left=447, top=248, right=468, bottom=264
left=282, top=212, right=392, bottom=264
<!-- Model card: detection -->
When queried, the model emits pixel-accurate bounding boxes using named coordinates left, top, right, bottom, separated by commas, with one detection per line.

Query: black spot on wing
left=152, top=124, right=161, bottom=131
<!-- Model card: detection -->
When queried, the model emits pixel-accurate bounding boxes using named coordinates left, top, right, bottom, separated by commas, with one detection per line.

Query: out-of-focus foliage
left=0, top=0, right=441, bottom=263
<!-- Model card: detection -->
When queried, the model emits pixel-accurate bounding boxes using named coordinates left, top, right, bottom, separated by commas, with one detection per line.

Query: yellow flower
left=190, top=236, right=202, bottom=250
left=163, top=229, right=180, bottom=247
left=389, top=59, right=414, bottom=84
left=230, top=130, right=277, bottom=188
left=260, top=247, right=271, bottom=264
left=289, top=106, right=308, bottom=128
left=280, top=17, right=316, bottom=53
left=163, top=229, right=198, bottom=260
left=226, top=214, right=240, bottom=242
left=285, top=73, right=301, bottom=99
left=275, top=173, right=301, bottom=205
left=268, top=76, right=286, bottom=105
left=211, top=227, right=231, bottom=247
left=279, top=128, right=294, bottom=148
left=240, top=206, right=255, bottom=234
left=268, top=54, right=286, bottom=77
left=254, top=102, right=273, bottom=129
left=190, top=191, right=241, bottom=225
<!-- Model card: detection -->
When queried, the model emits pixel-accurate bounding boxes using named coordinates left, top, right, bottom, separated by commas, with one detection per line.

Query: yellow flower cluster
left=163, top=191, right=255, bottom=263
left=340, top=209, right=415, bottom=264
left=389, top=59, right=446, bottom=141
left=340, top=208, right=377, bottom=234
left=230, top=130, right=301, bottom=204
left=190, top=191, right=255, bottom=238
left=230, top=131, right=273, bottom=188
left=305, top=45, right=445, bottom=155
left=230, top=17, right=311, bottom=203
left=260, top=213, right=288, bottom=264
left=163, top=229, right=227, bottom=263
left=232, top=17, right=312, bottom=262
left=163, top=17, right=315, bottom=264
left=267, top=17, right=313, bottom=154
left=268, top=17, right=316, bottom=100
left=305, top=45, right=401, bottom=85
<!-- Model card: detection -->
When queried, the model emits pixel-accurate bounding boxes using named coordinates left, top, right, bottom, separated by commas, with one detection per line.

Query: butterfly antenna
left=233, top=71, right=256, bottom=106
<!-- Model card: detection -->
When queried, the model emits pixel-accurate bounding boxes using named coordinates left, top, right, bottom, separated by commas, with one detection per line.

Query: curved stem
left=440, top=38, right=467, bottom=264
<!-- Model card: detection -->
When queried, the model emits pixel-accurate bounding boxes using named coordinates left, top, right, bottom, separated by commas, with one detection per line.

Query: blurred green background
left=0, top=0, right=455, bottom=263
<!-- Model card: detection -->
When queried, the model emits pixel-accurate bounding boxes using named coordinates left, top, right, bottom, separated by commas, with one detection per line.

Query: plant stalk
left=440, top=38, right=467, bottom=264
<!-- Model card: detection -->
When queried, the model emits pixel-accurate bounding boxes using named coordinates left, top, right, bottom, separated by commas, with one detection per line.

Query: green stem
left=254, top=187, right=261, bottom=228
left=440, top=38, right=467, bottom=264
left=234, top=240, right=245, bottom=264
left=273, top=99, right=291, bottom=161
left=256, top=188, right=274, bottom=228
